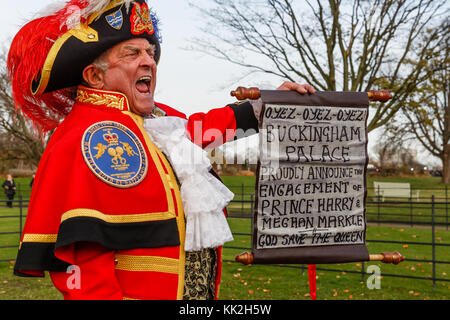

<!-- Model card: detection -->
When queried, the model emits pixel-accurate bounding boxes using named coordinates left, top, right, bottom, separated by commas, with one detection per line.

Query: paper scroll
left=252, top=91, right=370, bottom=264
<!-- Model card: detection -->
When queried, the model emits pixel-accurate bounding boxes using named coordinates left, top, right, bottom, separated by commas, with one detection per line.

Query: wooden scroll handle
left=230, top=87, right=261, bottom=100
left=236, top=251, right=405, bottom=265
left=235, top=251, right=254, bottom=265
left=230, top=86, right=392, bottom=102
left=368, top=90, right=392, bottom=102
left=369, top=252, right=405, bottom=265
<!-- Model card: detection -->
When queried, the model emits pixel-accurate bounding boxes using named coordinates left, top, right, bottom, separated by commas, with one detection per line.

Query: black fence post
left=409, top=187, right=413, bottom=227
left=241, top=184, right=244, bottom=215
left=361, top=261, right=365, bottom=282
left=446, top=185, right=448, bottom=231
left=19, top=194, right=23, bottom=238
left=431, top=195, right=436, bottom=289
left=250, top=194, right=254, bottom=245
left=377, top=185, right=381, bottom=225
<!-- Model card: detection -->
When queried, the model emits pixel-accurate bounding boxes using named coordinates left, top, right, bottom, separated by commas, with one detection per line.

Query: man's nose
left=140, top=52, right=156, bottom=68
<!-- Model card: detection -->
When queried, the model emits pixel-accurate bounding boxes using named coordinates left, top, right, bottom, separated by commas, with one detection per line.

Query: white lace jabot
left=143, top=116, right=234, bottom=252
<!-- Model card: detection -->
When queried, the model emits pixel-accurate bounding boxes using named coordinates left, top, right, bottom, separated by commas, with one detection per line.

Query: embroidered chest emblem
left=106, top=9, right=123, bottom=30
left=82, top=121, right=148, bottom=188
left=130, top=2, right=154, bottom=35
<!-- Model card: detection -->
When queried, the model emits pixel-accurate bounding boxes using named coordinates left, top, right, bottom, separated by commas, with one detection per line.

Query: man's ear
left=82, top=64, right=105, bottom=89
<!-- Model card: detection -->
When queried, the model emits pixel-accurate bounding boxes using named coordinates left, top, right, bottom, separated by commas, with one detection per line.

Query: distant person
left=2, top=174, right=16, bottom=208
left=29, top=174, right=35, bottom=188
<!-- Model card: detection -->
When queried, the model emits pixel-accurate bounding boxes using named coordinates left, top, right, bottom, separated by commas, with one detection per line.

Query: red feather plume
left=7, top=0, right=92, bottom=133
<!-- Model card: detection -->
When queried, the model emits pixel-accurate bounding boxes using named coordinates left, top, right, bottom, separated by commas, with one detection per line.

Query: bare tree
left=0, top=51, right=46, bottom=172
left=373, top=131, right=425, bottom=172
left=387, top=28, right=450, bottom=182
left=373, top=135, right=402, bottom=170
left=189, top=0, right=449, bottom=132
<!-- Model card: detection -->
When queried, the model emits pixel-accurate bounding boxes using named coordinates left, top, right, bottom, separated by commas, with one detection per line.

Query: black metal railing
left=223, top=188, right=450, bottom=287
left=1, top=187, right=449, bottom=287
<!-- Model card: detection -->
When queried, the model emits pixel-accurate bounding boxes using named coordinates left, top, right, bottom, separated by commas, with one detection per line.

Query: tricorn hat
left=7, top=0, right=161, bottom=132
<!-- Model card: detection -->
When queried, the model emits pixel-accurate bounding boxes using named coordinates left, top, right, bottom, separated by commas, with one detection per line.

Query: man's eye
left=124, top=50, right=138, bottom=57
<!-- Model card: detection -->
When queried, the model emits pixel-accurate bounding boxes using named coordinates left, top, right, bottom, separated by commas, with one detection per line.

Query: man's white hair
left=92, top=52, right=110, bottom=73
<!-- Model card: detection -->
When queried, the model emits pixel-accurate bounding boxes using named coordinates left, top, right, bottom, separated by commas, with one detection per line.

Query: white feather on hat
left=37, top=0, right=134, bottom=30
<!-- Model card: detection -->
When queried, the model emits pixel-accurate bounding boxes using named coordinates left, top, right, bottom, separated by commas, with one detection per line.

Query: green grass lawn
left=0, top=175, right=449, bottom=300
left=1, top=211, right=448, bottom=300
left=1, top=221, right=448, bottom=300
left=220, top=218, right=450, bottom=300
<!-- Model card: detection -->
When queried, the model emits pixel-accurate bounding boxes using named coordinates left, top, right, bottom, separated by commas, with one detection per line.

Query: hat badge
left=130, top=2, right=154, bottom=35
left=106, top=9, right=123, bottom=30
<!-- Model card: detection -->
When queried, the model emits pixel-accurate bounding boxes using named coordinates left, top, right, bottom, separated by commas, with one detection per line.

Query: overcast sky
left=0, top=0, right=442, bottom=167
left=0, top=0, right=261, bottom=115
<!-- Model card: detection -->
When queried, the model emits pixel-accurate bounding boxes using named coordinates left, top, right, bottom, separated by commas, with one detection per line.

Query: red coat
left=14, top=86, right=258, bottom=300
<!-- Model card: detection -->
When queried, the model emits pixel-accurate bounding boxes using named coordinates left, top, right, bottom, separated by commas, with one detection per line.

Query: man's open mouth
left=136, top=76, right=152, bottom=94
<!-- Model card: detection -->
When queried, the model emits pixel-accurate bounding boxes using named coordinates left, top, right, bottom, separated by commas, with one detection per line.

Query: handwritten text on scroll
left=256, top=104, right=367, bottom=249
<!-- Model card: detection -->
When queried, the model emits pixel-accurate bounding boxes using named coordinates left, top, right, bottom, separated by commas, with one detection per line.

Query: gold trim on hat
left=31, top=1, right=160, bottom=96
left=88, top=0, right=125, bottom=24
left=31, top=24, right=99, bottom=96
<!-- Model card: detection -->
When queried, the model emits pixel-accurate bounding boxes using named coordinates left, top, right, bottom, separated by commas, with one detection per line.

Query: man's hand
left=251, top=82, right=315, bottom=121
left=277, top=82, right=315, bottom=94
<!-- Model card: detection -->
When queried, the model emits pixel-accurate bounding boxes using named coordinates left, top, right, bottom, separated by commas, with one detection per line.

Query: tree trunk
left=443, top=146, right=450, bottom=184
left=443, top=88, right=450, bottom=184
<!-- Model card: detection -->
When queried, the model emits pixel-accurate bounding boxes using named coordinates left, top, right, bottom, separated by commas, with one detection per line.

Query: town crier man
left=8, top=0, right=314, bottom=300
